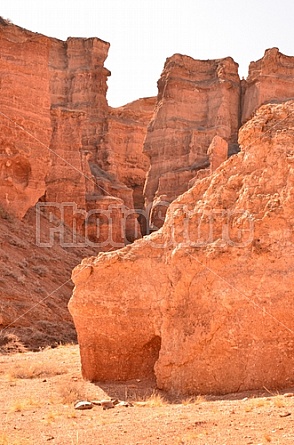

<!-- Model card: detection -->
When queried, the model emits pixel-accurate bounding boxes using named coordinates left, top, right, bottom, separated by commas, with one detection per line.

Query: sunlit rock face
left=0, top=21, right=155, bottom=246
left=143, top=54, right=241, bottom=230
left=241, top=48, right=294, bottom=123
left=70, top=101, right=294, bottom=395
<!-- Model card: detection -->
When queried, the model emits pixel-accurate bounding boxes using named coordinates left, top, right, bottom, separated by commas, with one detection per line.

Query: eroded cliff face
left=143, top=54, right=241, bottom=230
left=69, top=101, right=294, bottom=394
left=242, top=48, right=294, bottom=123
left=0, top=23, right=52, bottom=218
left=0, top=21, right=155, bottom=247
left=1, top=20, right=294, bottom=245
left=2, top=20, right=294, bottom=363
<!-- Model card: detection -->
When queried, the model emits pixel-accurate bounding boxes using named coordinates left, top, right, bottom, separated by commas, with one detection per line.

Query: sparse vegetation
left=272, top=395, right=285, bottom=408
left=7, top=362, right=66, bottom=380
left=181, top=395, right=206, bottom=405
left=31, top=265, right=49, bottom=277
left=134, top=391, right=167, bottom=407
left=0, top=17, right=12, bottom=26
left=57, top=380, right=86, bottom=404
left=9, top=398, right=41, bottom=413
left=0, top=204, right=13, bottom=221
left=0, top=345, right=294, bottom=444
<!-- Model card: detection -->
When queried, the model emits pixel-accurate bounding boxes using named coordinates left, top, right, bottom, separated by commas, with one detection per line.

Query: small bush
left=0, top=17, right=12, bottom=26
left=0, top=205, right=13, bottom=221
left=31, top=265, right=49, bottom=277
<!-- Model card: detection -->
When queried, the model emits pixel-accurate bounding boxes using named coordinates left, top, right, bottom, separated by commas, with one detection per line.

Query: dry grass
left=43, top=411, right=61, bottom=425
left=0, top=434, right=8, bottom=445
left=181, top=395, right=206, bottom=405
left=272, top=395, right=285, bottom=408
left=134, top=392, right=167, bottom=407
left=1, top=345, right=294, bottom=444
left=7, top=362, right=66, bottom=380
left=9, top=398, right=41, bottom=413
left=0, top=435, right=27, bottom=445
left=244, top=397, right=269, bottom=412
left=57, top=380, right=87, bottom=404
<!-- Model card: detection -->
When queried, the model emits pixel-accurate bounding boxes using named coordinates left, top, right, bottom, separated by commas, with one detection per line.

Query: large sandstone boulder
left=69, top=101, right=294, bottom=395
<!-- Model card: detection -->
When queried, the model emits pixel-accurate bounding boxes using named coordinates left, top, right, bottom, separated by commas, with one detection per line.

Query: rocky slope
left=0, top=205, right=97, bottom=351
left=70, top=101, right=294, bottom=395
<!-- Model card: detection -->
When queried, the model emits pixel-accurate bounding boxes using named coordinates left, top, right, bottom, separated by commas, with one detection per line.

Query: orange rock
left=242, top=48, right=294, bottom=123
left=0, top=23, right=52, bottom=217
left=0, top=21, right=152, bottom=247
left=70, top=101, right=294, bottom=395
left=143, top=54, right=240, bottom=230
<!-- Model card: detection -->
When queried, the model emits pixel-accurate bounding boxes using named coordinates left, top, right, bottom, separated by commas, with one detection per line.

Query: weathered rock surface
left=0, top=23, right=52, bottom=218
left=105, top=98, right=156, bottom=210
left=143, top=54, right=241, bottom=230
left=1, top=20, right=294, bottom=245
left=1, top=19, right=294, bottom=367
left=99, top=97, right=156, bottom=241
left=69, top=101, right=294, bottom=395
left=0, top=21, right=154, bottom=247
left=242, top=48, right=294, bottom=123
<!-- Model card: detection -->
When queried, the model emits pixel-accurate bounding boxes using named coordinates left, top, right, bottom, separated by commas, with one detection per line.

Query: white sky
left=1, top=0, right=293, bottom=107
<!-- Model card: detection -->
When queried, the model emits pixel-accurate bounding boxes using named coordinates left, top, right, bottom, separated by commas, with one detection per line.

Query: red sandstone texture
left=242, top=48, right=294, bottom=123
left=143, top=54, right=240, bottom=230
left=0, top=21, right=155, bottom=247
left=70, top=101, right=294, bottom=395
left=1, top=20, right=294, bottom=243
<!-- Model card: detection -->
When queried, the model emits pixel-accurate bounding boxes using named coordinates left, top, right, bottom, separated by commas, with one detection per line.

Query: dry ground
left=0, top=345, right=293, bottom=445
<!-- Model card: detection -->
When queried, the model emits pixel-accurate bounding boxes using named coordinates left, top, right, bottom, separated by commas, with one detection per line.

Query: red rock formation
left=70, top=101, right=294, bottom=395
left=103, top=98, right=156, bottom=209
left=0, top=21, right=153, bottom=247
left=98, top=97, right=156, bottom=240
left=242, top=48, right=294, bottom=123
left=143, top=54, right=240, bottom=230
left=0, top=23, right=52, bottom=218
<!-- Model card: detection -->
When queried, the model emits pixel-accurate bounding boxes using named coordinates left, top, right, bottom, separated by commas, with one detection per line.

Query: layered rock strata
left=70, top=101, right=294, bottom=395
left=0, top=21, right=154, bottom=247
left=143, top=54, right=241, bottom=230
left=0, top=23, right=52, bottom=218
left=242, top=48, right=294, bottom=123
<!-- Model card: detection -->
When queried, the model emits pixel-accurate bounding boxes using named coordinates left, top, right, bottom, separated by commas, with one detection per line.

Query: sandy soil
left=0, top=345, right=293, bottom=445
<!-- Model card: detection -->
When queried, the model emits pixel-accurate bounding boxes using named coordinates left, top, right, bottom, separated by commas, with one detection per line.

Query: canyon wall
left=70, top=100, right=294, bottom=394
left=1, top=20, right=294, bottom=245
left=143, top=54, right=241, bottom=230
left=0, top=21, right=154, bottom=248
left=242, top=48, right=294, bottom=123
left=0, top=23, right=52, bottom=218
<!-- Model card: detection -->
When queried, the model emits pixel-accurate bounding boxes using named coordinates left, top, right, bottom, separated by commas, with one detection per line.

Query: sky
left=1, top=0, right=293, bottom=107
